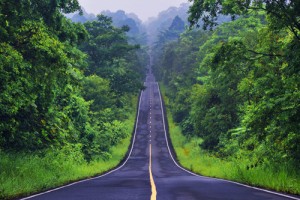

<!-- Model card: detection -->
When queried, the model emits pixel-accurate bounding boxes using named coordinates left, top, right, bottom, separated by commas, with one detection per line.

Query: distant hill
left=145, top=3, right=190, bottom=44
left=70, top=8, right=96, bottom=23
left=66, top=4, right=232, bottom=46
left=66, top=8, right=147, bottom=45
left=144, top=3, right=232, bottom=45
left=101, top=10, right=144, bottom=36
left=100, top=10, right=147, bottom=45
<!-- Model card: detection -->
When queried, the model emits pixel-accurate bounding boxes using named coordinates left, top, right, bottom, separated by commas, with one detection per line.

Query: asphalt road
left=21, top=72, right=300, bottom=200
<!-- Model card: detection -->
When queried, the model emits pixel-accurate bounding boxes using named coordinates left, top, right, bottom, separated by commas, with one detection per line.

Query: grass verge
left=0, top=96, right=138, bottom=200
left=160, top=84, right=300, bottom=196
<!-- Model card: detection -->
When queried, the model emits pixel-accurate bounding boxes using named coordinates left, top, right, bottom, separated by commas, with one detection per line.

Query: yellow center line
left=149, top=144, right=157, bottom=200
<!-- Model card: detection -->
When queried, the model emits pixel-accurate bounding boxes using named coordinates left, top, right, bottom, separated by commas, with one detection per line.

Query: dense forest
left=1, top=0, right=300, bottom=198
left=0, top=0, right=146, bottom=159
left=154, top=0, right=300, bottom=193
left=0, top=1, right=147, bottom=198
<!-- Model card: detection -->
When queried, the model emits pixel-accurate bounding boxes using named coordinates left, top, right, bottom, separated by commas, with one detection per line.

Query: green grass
left=160, top=84, right=300, bottom=195
left=0, top=97, right=137, bottom=200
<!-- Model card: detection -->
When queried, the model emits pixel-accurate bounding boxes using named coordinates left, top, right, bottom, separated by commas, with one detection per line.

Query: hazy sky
left=77, top=0, right=189, bottom=21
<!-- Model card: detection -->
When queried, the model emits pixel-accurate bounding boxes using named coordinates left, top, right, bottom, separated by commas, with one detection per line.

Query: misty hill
left=71, top=8, right=96, bottom=23
left=100, top=10, right=147, bottom=45
left=101, top=10, right=144, bottom=36
left=144, top=3, right=232, bottom=45
left=145, top=3, right=190, bottom=44
left=68, top=9, right=147, bottom=45
left=155, top=15, right=185, bottom=46
left=67, top=4, right=232, bottom=46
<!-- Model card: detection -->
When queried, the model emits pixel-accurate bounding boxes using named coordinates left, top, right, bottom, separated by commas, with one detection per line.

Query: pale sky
left=77, top=0, right=188, bottom=21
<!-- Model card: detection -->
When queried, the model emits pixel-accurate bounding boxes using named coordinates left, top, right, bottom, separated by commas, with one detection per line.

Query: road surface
left=22, top=72, right=299, bottom=200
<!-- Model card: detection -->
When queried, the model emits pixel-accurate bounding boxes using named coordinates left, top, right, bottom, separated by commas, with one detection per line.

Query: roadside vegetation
left=155, top=1, right=300, bottom=195
left=161, top=85, right=300, bottom=195
left=1, top=0, right=300, bottom=198
left=0, top=99, right=136, bottom=199
left=0, top=1, right=145, bottom=199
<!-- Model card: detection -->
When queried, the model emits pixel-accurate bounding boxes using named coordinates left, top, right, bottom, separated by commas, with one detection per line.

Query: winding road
left=21, top=71, right=300, bottom=200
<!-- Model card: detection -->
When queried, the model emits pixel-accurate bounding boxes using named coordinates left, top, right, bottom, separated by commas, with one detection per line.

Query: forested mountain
left=146, top=3, right=189, bottom=44
left=100, top=10, right=147, bottom=45
left=156, top=0, right=300, bottom=194
left=145, top=3, right=231, bottom=45
left=70, top=8, right=96, bottom=23
left=101, top=10, right=142, bottom=34
left=69, top=9, right=147, bottom=45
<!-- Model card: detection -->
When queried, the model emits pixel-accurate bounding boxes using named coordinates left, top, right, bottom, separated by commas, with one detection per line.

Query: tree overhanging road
left=21, top=71, right=300, bottom=200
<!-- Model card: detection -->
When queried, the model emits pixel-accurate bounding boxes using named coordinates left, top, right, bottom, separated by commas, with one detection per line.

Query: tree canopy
left=188, top=0, right=300, bottom=39
left=0, top=1, right=146, bottom=162
left=156, top=4, right=300, bottom=169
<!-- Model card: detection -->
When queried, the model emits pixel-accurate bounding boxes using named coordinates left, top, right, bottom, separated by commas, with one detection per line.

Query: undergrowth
left=161, top=84, right=300, bottom=195
left=0, top=97, right=137, bottom=200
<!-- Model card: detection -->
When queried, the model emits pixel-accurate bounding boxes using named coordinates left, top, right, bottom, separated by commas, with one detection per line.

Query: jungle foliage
left=154, top=1, right=300, bottom=171
left=0, top=0, right=145, bottom=161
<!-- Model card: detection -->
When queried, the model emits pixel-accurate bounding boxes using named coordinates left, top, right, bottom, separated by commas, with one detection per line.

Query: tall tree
left=188, top=0, right=300, bottom=39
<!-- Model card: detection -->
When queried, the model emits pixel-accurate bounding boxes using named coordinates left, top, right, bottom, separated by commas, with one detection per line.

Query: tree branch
left=247, top=49, right=284, bottom=57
